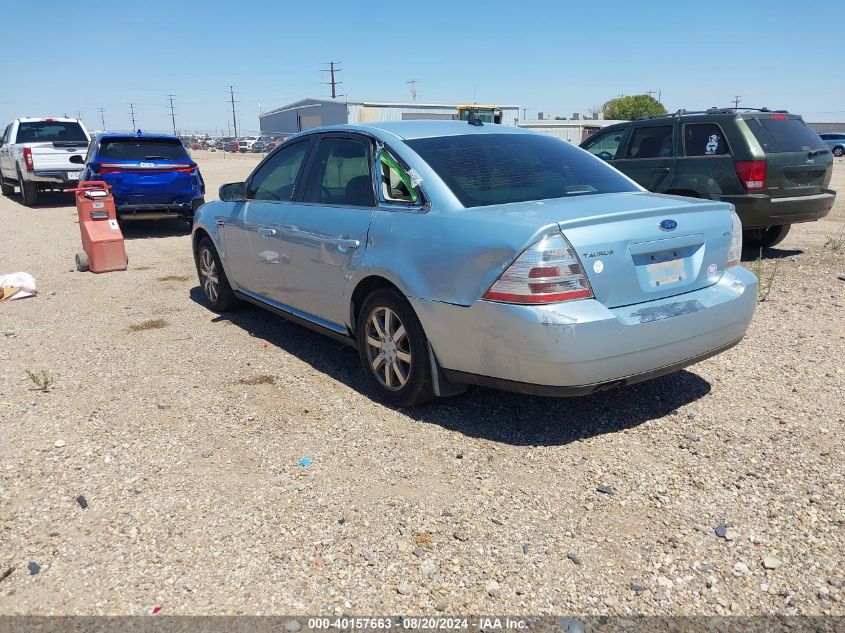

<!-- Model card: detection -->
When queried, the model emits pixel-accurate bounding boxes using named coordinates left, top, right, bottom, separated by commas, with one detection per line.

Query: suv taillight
left=23, top=147, right=34, bottom=171
left=483, top=233, right=593, bottom=304
left=734, top=160, right=766, bottom=191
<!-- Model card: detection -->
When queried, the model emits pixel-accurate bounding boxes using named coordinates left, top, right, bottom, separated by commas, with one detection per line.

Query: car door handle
left=652, top=167, right=671, bottom=173
left=258, top=227, right=277, bottom=238
left=335, top=237, right=360, bottom=249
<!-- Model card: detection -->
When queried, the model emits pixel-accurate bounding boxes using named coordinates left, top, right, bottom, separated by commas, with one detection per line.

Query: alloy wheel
left=365, top=306, right=412, bottom=391
left=199, top=247, right=219, bottom=303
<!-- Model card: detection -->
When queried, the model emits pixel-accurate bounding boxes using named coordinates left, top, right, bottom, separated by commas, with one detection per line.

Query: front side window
left=581, top=129, right=626, bottom=160
left=247, top=140, right=310, bottom=201
left=684, top=123, right=730, bottom=156
left=406, top=133, right=638, bottom=208
left=624, top=126, right=674, bottom=159
left=300, top=137, right=374, bottom=207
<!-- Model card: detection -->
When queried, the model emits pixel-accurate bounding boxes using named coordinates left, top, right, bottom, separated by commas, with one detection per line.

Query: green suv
left=580, top=108, right=836, bottom=249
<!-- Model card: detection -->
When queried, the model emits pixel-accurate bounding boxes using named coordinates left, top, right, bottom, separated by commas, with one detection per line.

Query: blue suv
left=74, top=132, right=205, bottom=221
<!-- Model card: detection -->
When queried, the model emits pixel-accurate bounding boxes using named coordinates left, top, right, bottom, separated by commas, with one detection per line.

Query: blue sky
left=2, top=0, right=843, bottom=134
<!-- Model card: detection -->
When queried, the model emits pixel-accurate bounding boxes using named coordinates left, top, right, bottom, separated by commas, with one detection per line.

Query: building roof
left=261, top=98, right=520, bottom=117
left=282, top=121, right=532, bottom=142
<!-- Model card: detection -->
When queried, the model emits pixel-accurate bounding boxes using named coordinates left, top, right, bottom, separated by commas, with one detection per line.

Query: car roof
left=299, top=121, right=531, bottom=141
left=97, top=132, right=181, bottom=141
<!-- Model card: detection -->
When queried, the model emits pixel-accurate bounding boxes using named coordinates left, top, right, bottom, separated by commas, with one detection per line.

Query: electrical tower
left=227, top=86, right=239, bottom=138
left=129, top=103, right=137, bottom=130
left=646, top=89, right=662, bottom=102
left=407, top=79, right=419, bottom=101
left=167, top=95, right=177, bottom=135
left=98, top=108, right=106, bottom=131
left=732, top=95, right=741, bottom=108
left=322, top=62, right=343, bottom=99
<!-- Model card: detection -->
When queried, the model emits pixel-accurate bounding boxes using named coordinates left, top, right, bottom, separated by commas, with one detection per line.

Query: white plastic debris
left=0, top=272, right=37, bottom=301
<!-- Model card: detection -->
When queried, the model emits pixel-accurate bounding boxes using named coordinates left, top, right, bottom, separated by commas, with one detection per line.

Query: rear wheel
left=75, top=251, right=89, bottom=272
left=743, top=224, right=791, bottom=250
left=195, top=237, right=240, bottom=311
left=19, top=173, right=38, bottom=206
left=357, top=287, right=435, bottom=407
left=834, top=146, right=844, bottom=157
left=0, top=177, right=14, bottom=196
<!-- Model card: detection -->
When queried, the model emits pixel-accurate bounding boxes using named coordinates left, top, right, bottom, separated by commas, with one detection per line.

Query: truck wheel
left=0, top=177, right=13, bottom=196
left=19, top=173, right=38, bottom=206
left=744, top=224, right=791, bottom=250
left=75, top=251, right=89, bottom=272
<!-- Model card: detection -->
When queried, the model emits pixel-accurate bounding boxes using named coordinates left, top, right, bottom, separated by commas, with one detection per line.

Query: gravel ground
left=0, top=152, right=842, bottom=617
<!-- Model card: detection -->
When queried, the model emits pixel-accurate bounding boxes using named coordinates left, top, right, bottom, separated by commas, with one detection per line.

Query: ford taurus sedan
left=192, top=121, right=757, bottom=406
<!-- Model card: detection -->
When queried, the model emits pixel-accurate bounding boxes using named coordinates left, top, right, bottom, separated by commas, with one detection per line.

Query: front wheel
left=743, top=224, right=791, bottom=250
left=834, top=146, right=844, bottom=157
left=357, top=287, right=435, bottom=407
left=194, top=237, right=241, bottom=311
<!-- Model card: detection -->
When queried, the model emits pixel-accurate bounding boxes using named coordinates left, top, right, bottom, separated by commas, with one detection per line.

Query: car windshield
left=16, top=121, right=87, bottom=143
left=406, top=133, right=638, bottom=208
left=745, top=116, right=826, bottom=153
left=98, top=138, right=189, bottom=161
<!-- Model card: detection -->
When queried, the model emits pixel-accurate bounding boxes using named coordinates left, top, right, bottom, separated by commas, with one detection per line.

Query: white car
left=0, top=117, right=91, bottom=206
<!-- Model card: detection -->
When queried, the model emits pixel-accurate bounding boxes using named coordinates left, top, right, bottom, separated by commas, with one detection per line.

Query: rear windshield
left=16, top=121, right=87, bottom=143
left=406, top=133, right=638, bottom=208
left=98, top=138, right=189, bottom=161
left=745, top=116, right=826, bottom=153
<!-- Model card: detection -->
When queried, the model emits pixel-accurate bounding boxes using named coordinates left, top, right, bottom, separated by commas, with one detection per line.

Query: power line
left=322, top=62, right=342, bottom=99
left=227, top=86, right=239, bottom=138
left=406, top=79, right=419, bottom=101
left=129, top=103, right=137, bottom=130
left=97, top=108, right=106, bottom=131
left=167, top=94, right=177, bottom=135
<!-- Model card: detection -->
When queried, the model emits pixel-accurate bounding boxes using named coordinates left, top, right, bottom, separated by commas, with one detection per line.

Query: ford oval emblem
left=659, top=219, right=678, bottom=232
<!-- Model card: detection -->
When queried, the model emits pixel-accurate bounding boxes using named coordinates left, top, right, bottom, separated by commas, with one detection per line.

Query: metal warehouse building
left=517, top=118, right=628, bottom=143
left=259, top=98, right=520, bottom=136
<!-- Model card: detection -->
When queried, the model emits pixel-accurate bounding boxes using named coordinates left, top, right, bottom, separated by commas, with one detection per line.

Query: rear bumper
left=116, top=201, right=195, bottom=219
left=412, top=266, right=757, bottom=394
left=29, top=170, right=81, bottom=185
left=720, top=190, right=835, bottom=229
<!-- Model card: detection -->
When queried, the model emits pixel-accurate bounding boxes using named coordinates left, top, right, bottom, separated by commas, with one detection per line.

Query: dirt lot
left=0, top=152, right=842, bottom=617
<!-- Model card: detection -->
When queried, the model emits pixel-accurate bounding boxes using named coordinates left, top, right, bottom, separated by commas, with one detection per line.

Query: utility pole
left=167, top=94, right=177, bottom=135
left=732, top=95, right=741, bottom=108
left=521, top=106, right=529, bottom=119
left=129, top=103, right=137, bottom=130
left=322, top=62, right=342, bottom=99
left=646, top=89, right=662, bottom=102
left=75, top=110, right=83, bottom=122
left=98, top=108, right=106, bottom=131
left=406, top=79, right=419, bottom=101
left=227, top=85, right=239, bottom=138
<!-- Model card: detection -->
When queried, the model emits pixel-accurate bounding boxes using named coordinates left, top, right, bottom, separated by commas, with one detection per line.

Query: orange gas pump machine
left=67, top=181, right=128, bottom=273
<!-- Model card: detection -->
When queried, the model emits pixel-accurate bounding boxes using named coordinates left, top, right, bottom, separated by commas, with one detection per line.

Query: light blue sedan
left=192, top=121, right=757, bottom=406
left=818, top=132, right=845, bottom=157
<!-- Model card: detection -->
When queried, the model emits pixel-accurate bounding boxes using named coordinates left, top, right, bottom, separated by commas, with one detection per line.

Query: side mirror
left=69, top=154, right=84, bottom=165
left=219, top=181, right=246, bottom=202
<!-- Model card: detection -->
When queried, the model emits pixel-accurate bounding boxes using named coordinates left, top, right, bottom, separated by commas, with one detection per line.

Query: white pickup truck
left=0, top=117, right=91, bottom=206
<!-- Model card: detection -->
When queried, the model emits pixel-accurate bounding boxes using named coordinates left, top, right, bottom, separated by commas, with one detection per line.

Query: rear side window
left=16, top=121, right=87, bottom=143
left=684, top=123, right=730, bottom=156
left=745, top=116, right=825, bottom=153
left=406, top=133, right=638, bottom=208
left=300, top=137, right=374, bottom=207
left=625, top=126, right=674, bottom=159
left=98, top=138, right=188, bottom=161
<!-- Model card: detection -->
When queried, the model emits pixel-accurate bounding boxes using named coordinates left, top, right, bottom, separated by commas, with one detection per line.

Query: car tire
left=0, top=177, right=14, bottom=197
left=19, top=172, right=38, bottom=206
left=743, top=224, right=791, bottom=250
left=834, top=146, right=844, bottom=157
left=194, top=237, right=241, bottom=311
left=356, top=287, right=435, bottom=407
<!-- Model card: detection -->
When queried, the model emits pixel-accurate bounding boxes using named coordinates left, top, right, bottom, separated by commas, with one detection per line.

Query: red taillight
left=483, top=233, right=593, bottom=304
left=734, top=160, right=767, bottom=191
left=771, top=114, right=788, bottom=120
left=23, top=147, right=34, bottom=171
left=98, top=166, right=122, bottom=174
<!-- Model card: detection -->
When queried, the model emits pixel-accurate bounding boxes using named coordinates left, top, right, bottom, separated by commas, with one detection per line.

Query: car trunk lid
left=742, top=114, right=832, bottom=198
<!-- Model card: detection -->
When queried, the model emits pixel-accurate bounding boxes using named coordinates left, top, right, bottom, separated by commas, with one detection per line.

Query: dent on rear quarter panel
left=354, top=207, right=558, bottom=306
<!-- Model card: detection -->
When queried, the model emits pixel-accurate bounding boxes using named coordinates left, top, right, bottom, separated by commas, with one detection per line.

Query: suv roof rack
left=636, top=107, right=790, bottom=121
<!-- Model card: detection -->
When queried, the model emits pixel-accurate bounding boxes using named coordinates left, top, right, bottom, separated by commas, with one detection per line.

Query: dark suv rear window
left=406, top=133, right=638, bottom=208
left=745, top=116, right=825, bottom=153
left=16, top=121, right=87, bottom=143
left=98, top=138, right=189, bottom=161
